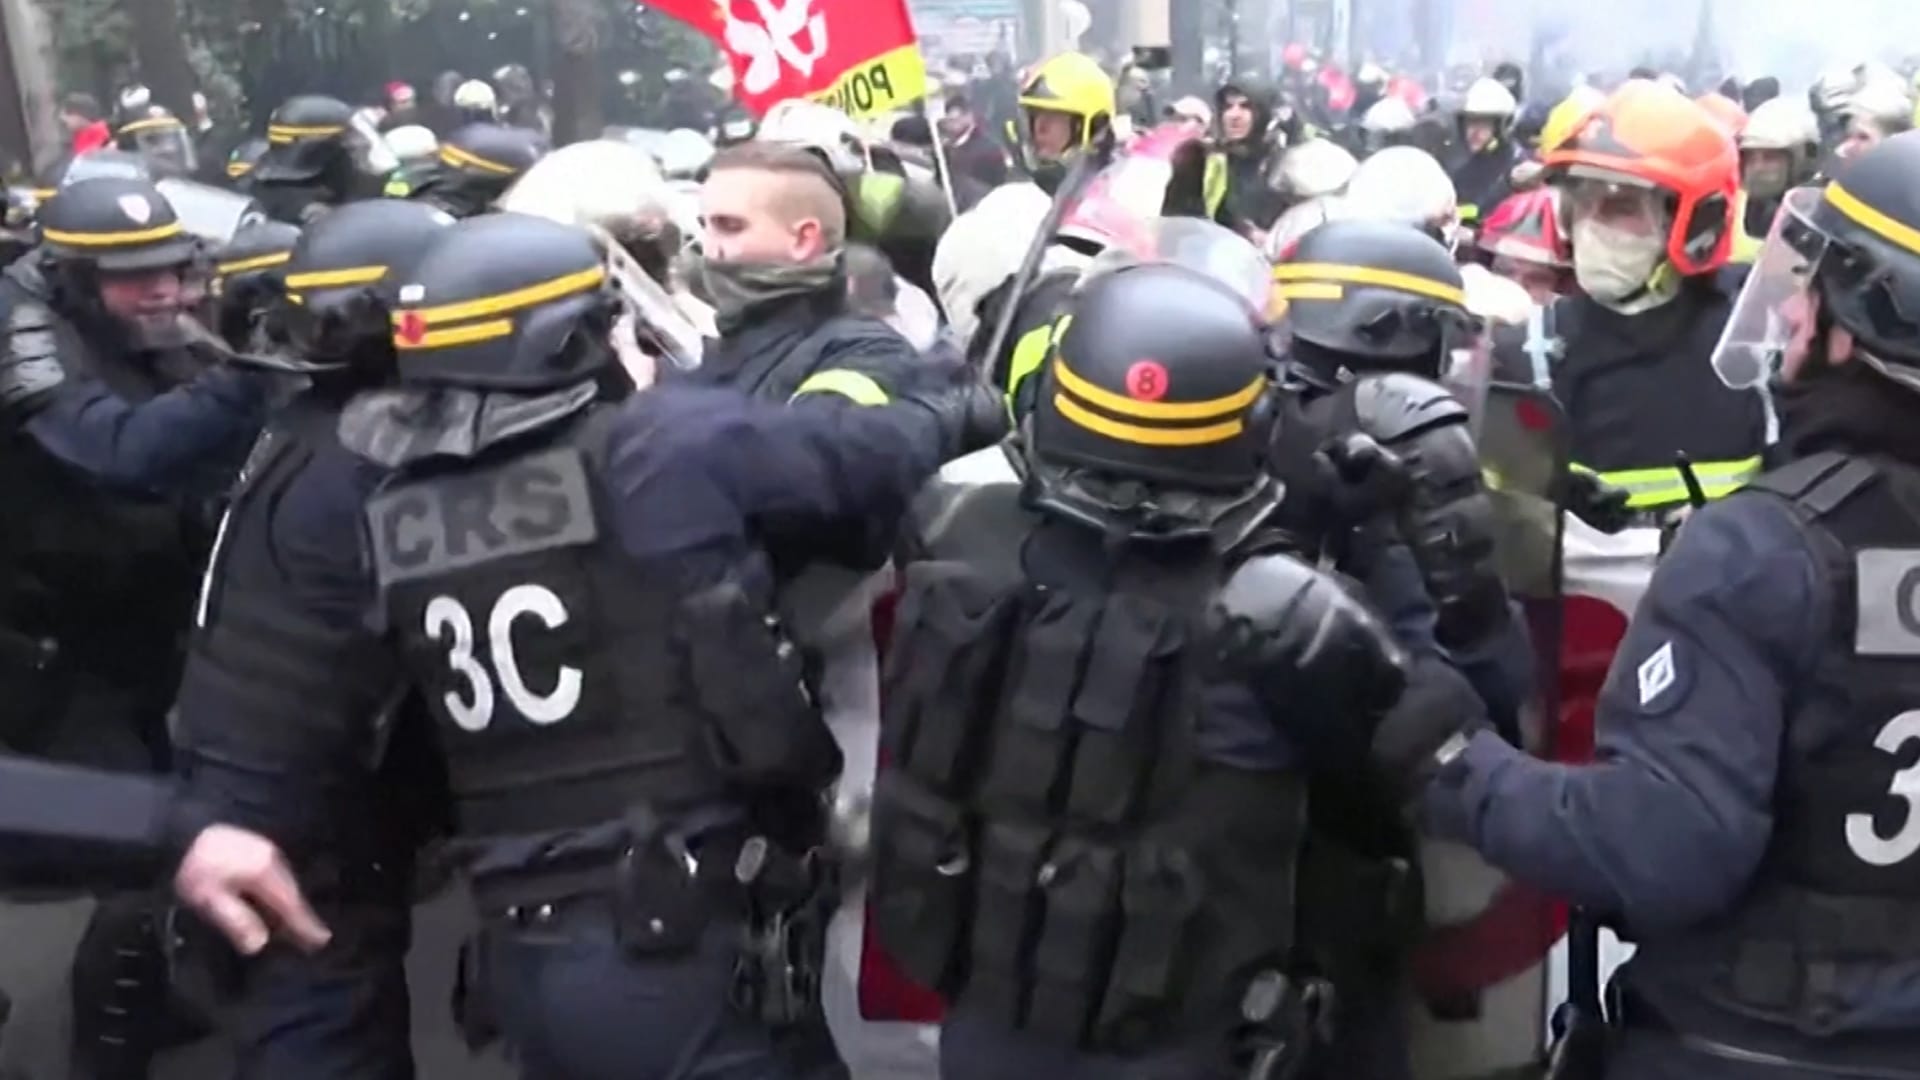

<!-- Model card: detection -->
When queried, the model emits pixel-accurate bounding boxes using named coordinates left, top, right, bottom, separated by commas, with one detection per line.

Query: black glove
left=902, top=380, right=1010, bottom=461
left=1209, top=553, right=1411, bottom=765
left=1368, top=654, right=1490, bottom=802
left=1566, top=471, right=1635, bottom=534
left=1318, top=432, right=1415, bottom=525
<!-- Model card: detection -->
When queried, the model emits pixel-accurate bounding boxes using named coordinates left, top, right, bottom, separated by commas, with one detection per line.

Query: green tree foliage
left=44, top=0, right=717, bottom=126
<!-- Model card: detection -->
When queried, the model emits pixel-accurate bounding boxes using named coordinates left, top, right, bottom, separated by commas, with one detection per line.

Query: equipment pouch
left=1025, top=837, right=1123, bottom=1045
left=733, top=901, right=826, bottom=1030
left=981, top=593, right=1096, bottom=814
left=882, top=563, right=1018, bottom=793
left=612, top=808, right=711, bottom=956
left=870, top=771, right=975, bottom=991
left=1067, top=596, right=1180, bottom=826
left=680, top=581, right=841, bottom=789
left=1096, top=844, right=1206, bottom=1053
left=969, top=820, right=1051, bottom=1029
left=452, top=933, right=502, bottom=1052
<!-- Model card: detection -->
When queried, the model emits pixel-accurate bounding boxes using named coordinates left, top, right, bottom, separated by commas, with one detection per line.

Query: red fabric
left=855, top=584, right=949, bottom=1022
left=71, top=121, right=111, bottom=154
left=645, top=0, right=921, bottom=117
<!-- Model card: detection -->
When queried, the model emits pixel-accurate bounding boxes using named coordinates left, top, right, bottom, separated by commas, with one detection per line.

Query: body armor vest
left=1631, top=452, right=1920, bottom=1070
left=365, top=408, right=838, bottom=840
left=872, top=481, right=1305, bottom=1054
left=0, top=282, right=201, bottom=743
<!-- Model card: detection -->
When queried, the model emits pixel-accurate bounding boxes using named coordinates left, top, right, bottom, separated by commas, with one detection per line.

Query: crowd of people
left=3, top=32, right=1920, bottom=1080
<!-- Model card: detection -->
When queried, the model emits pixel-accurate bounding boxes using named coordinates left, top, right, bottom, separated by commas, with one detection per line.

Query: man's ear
left=792, top=217, right=824, bottom=261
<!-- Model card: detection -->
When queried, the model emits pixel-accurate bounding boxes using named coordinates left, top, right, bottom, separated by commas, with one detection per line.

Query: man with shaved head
left=686, top=140, right=923, bottom=405
left=687, top=140, right=945, bottom=1080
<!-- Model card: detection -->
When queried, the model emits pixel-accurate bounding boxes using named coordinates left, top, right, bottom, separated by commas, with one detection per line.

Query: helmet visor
left=1562, top=176, right=1667, bottom=238
left=126, top=126, right=197, bottom=177
left=1709, top=186, right=1829, bottom=388
left=1441, top=326, right=1494, bottom=437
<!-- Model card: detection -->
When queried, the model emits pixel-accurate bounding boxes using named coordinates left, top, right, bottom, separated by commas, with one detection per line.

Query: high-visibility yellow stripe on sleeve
left=790, top=369, right=891, bottom=406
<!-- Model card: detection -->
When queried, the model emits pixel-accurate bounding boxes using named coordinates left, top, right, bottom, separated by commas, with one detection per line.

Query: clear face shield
left=1082, top=215, right=1274, bottom=315
left=1441, top=317, right=1494, bottom=436
left=124, top=122, right=197, bottom=178
left=1709, top=186, right=1826, bottom=389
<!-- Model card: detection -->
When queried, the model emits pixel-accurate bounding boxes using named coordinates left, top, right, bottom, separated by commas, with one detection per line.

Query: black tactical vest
left=1631, top=452, right=1920, bottom=1069
left=364, top=409, right=837, bottom=841
left=872, top=481, right=1306, bottom=1054
left=0, top=283, right=202, bottom=744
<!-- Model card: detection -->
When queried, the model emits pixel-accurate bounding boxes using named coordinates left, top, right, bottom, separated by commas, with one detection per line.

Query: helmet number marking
left=424, top=585, right=582, bottom=732
left=1125, top=359, right=1169, bottom=401
left=1847, top=709, right=1920, bottom=867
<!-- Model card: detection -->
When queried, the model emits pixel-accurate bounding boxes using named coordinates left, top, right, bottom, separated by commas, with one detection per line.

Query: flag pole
left=922, top=96, right=961, bottom=216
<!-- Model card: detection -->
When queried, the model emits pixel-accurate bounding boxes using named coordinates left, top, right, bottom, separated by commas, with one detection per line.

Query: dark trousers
left=937, top=1003, right=1237, bottom=1080
left=486, top=914, right=793, bottom=1080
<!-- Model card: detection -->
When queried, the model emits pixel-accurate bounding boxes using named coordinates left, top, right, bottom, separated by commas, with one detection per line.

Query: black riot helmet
left=114, top=109, right=196, bottom=177
left=1790, top=131, right=1920, bottom=379
left=270, top=199, right=455, bottom=372
left=1274, top=219, right=1475, bottom=382
left=254, top=95, right=356, bottom=184
left=210, top=220, right=301, bottom=349
left=387, top=212, right=615, bottom=391
left=1027, top=262, right=1275, bottom=513
left=415, top=123, right=548, bottom=217
left=224, top=136, right=271, bottom=186
left=34, top=149, right=152, bottom=200
left=38, top=176, right=199, bottom=272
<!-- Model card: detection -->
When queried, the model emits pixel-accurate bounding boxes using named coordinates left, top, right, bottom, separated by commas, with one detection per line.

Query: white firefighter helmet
left=1740, top=97, right=1819, bottom=152
left=1277, top=137, right=1359, bottom=201
left=932, top=181, right=1053, bottom=345
left=760, top=99, right=866, bottom=174
left=1812, top=67, right=1856, bottom=115
left=1345, top=145, right=1458, bottom=236
left=453, top=79, right=498, bottom=113
left=1460, top=261, right=1535, bottom=327
left=1462, top=77, right=1519, bottom=120
left=498, top=139, right=669, bottom=227
left=1264, top=193, right=1354, bottom=263
left=384, top=124, right=439, bottom=166
left=1845, top=72, right=1914, bottom=128
left=658, top=128, right=716, bottom=180
left=1362, top=96, right=1417, bottom=136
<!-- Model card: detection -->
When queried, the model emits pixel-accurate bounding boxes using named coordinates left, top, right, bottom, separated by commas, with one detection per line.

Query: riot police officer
left=247, top=95, right=375, bottom=225
left=115, top=109, right=197, bottom=179
left=405, top=122, right=547, bottom=216
left=1269, top=219, right=1536, bottom=1077
left=873, top=260, right=1419, bottom=1079
left=173, top=198, right=457, bottom=1079
left=0, top=175, right=268, bottom=1080
left=179, top=209, right=1003, bottom=1080
left=1407, top=126, right=1920, bottom=1080
left=0, top=176, right=266, bottom=759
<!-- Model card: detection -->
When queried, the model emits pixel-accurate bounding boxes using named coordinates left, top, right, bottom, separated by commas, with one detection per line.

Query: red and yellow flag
left=647, top=0, right=928, bottom=118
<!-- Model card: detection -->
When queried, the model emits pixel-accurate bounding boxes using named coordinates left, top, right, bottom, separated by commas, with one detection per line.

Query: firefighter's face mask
left=1566, top=179, right=1670, bottom=305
